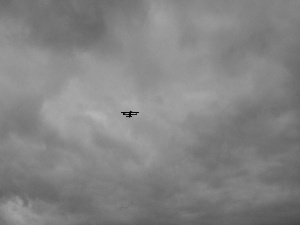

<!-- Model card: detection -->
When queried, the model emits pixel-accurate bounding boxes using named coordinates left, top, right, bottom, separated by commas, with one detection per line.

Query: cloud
left=0, top=0, right=299, bottom=224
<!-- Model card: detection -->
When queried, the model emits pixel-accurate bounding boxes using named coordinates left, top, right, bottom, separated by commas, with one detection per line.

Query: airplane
left=121, top=111, right=139, bottom=118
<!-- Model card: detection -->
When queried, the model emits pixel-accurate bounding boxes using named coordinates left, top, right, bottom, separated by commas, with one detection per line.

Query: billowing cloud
left=0, top=0, right=299, bottom=224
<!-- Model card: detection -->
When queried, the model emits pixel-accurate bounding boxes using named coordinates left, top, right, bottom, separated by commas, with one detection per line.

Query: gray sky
left=0, top=0, right=300, bottom=224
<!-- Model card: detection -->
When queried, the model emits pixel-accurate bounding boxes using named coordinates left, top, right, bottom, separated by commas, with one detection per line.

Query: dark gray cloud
left=0, top=0, right=300, bottom=224
left=2, top=0, right=147, bottom=54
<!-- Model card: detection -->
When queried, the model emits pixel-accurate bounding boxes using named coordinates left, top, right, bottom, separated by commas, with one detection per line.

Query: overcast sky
left=0, top=0, right=300, bottom=224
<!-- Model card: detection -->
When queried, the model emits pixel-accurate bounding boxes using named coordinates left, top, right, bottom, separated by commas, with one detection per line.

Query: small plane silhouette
left=121, top=111, right=139, bottom=118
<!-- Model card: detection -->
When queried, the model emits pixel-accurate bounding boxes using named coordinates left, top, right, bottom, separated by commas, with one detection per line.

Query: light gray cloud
left=0, top=0, right=300, bottom=224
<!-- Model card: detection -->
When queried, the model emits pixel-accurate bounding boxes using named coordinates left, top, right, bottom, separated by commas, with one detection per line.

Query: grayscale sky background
left=0, top=0, right=300, bottom=224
